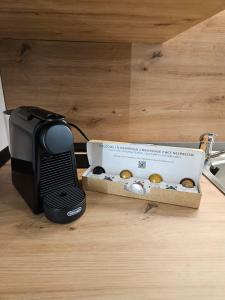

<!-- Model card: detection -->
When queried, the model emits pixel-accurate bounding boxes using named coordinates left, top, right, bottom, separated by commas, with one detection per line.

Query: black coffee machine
left=9, top=106, right=86, bottom=223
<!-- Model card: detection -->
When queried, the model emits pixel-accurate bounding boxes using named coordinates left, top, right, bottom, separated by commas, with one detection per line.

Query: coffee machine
left=9, top=106, right=86, bottom=223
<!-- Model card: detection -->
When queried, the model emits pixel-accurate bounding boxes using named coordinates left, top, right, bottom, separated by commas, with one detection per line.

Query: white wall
left=0, top=77, right=8, bottom=151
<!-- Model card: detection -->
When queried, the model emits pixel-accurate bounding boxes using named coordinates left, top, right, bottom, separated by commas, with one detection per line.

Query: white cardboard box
left=82, top=140, right=205, bottom=208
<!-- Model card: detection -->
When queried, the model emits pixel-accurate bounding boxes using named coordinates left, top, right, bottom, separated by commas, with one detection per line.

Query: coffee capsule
left=180, top=178, right=195, bottom=188
left=131, top=182, right=145, bottom=195
left=120, top=169, right=133, bottom=179
left=93, top=166, right=105, bottom=175
left=104, top=176, right=113, bottom=181
left=149, top=173, right=163, bottom=184
left=166, top=185, right=177, bottom=191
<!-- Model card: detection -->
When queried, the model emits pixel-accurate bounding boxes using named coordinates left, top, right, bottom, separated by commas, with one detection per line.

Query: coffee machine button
left=41, top=124, right=73, bottom=154
left=46, top=113, right=61, bottom=120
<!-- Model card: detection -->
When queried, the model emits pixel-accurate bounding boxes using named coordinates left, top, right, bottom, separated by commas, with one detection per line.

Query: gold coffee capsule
left=180, top=178, right=195, bottom=188
left=149, top=173, right=163, bottom=184
left=120, top=169, right=133, bottom=179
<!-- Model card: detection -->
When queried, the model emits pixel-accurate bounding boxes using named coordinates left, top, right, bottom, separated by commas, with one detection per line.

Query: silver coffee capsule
left=130, top=182, right=146, bottom=195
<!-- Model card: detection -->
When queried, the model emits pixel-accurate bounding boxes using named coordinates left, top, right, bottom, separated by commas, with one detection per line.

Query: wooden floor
left=1, top=163, right=225, bottom=299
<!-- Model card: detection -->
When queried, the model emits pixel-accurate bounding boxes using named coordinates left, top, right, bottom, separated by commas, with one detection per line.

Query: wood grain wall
left=1, top=0, right=225, bottom=43
left=1, top=11, right=225, bottom=142
left=0, top=40, right=131, bottom=142
left=130, top=10, right=225, bottom=141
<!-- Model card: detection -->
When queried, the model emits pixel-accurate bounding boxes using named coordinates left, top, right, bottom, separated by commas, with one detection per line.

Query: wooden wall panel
left=130, top=11, right=225, bottom=141
left=0, top=40, right=131, bottom=142
left=1, top=11, right=225, bottom=143
left=0, top=0, right=225, bottom=43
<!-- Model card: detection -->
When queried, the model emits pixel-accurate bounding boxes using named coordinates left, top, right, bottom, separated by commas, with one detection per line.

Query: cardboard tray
left=82, top=140, right=205, bottom=209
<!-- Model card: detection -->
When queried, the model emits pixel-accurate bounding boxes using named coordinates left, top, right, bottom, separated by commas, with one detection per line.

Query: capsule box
left=82, top=140, right=205, bottom=209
